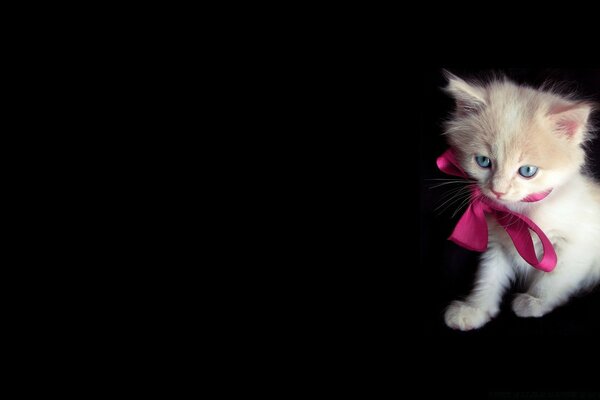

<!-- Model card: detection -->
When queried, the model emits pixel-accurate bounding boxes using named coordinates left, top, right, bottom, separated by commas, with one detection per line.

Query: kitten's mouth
left=483, top=194, right=514, bottom=205
left=482, top=188, right=553, bottom=204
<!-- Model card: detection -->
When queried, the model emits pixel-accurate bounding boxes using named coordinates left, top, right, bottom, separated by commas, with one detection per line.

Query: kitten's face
left=456, top=117, right=577, bottom=204
left=443, top=73, right=592, bottom=205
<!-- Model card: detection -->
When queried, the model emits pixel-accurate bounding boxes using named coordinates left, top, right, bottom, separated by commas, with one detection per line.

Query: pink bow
left=436, top=148, right=557, bottom=272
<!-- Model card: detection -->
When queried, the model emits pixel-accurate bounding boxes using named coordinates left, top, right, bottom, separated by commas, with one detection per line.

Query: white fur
left=441, top=72, right=600, bottom=331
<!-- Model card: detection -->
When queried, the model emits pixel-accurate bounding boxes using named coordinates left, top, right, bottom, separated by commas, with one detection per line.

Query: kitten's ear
left=547, top=101, right=593, bottom=143
left=443, top=70, right=487, bottom=115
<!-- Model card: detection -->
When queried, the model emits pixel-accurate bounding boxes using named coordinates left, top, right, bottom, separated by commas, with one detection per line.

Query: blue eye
left=519, top=165, right=538, bottom=178
left=475, top=155, right=491, bottom=168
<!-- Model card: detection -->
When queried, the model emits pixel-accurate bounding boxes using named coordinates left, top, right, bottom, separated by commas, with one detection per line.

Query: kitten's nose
left=491, top=189, right=505, bottom=199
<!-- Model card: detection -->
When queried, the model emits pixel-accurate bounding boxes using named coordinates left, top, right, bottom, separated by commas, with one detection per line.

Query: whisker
left=435, top=183, right=478, bottom=207
left=498, top=213, right=523, bottom=229
left=446, top=187, right=483, bottom=218
left=435, top=189, right=473, bottom=215
left=437, top=193, right=473, bottom=216
left=437, top=184, right=471, bottom=201
left=451, top=193, right=476, bottom=218
left=435, top=194, right=465, bottom=213
left=428, top=181, right=474, bottom=189
left=425, top=178, right=477, bottom=182
left=434, top=185, right=471, bottom=208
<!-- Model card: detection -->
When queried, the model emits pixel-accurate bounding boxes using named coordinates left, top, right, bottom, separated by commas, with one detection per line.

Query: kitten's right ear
left=547, top=101, right=594, bottom=143
left=443, top=70, right=487, bottom=115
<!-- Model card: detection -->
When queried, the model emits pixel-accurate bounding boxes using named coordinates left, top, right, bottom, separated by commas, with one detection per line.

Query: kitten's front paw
left=444, top=301, right=491, bottom=331
left=512, top=293, right=548, bottom=318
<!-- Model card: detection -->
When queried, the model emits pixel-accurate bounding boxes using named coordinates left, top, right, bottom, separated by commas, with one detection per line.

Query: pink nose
left=491, top=190, right=505, bottom=199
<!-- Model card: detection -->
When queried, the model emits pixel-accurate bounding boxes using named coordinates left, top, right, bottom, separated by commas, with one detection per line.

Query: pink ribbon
left=436, top=148, right=557, bottom=272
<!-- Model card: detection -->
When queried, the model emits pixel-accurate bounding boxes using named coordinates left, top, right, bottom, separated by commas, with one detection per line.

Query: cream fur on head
left=441, top=71, right=600, bottom=331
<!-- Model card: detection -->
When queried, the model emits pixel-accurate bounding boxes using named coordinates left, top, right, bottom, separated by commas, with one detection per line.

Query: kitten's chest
left=487, top=205, right=566, bottom=240
left=487, top=203, right=584, bottom=260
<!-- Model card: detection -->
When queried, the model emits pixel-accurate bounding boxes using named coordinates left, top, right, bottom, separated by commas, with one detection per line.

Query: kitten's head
left=443, top=71, right=595, bottom=205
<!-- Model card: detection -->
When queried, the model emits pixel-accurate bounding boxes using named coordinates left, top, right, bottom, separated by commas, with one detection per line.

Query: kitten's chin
left=486, top=197, right=514, bottom=206
left=481, top=192, right=519, bottom=205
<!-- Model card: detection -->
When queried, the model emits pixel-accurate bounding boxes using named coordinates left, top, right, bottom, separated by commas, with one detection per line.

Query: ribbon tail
left=449, top=202, right=488, bottom=252
left=497, top=211, right=557, bottom=272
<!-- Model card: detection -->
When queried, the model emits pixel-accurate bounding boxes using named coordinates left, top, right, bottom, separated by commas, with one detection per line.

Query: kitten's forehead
left=492, top=128, right=545, bottom=163
left=489, top=141, right=526, bottom=166
left=488, top=89, right=536, bottom=137
left=482, top=86, right=545, bottom=161
left=445, top=73, right=589, bottom=177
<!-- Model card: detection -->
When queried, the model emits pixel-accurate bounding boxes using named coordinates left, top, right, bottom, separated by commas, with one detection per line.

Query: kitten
left=441, top=71, right=600, bottom=331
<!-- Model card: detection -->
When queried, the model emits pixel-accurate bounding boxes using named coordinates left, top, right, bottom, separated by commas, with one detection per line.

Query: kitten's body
left=441, top=73, right=600, bottom=330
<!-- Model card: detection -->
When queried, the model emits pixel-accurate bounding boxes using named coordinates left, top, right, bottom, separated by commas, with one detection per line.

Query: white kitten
left=441, top=72, right=600, bottom=331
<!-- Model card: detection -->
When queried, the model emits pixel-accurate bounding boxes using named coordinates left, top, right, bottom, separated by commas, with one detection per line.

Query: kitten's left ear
left=443, top=70, right=487, bottom=115
left=548, top=101, right=594, bottom=143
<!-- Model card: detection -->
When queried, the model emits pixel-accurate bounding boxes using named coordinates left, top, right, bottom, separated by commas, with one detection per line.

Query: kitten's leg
left=445, top=246, right=514, bottom=331
left=512, top=252, right=592, bottom=318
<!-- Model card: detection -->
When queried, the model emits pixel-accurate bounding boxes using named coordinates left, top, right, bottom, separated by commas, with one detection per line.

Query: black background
left=419, top=68, right=600, bottom=337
